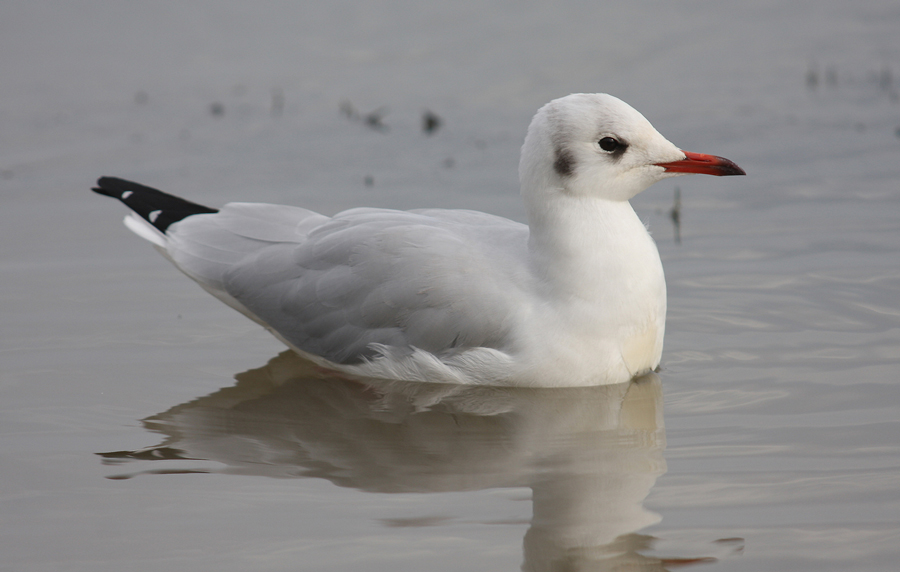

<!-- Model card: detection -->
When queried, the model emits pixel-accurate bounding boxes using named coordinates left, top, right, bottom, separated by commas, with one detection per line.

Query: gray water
left=2, top=1, right=899, bottom=570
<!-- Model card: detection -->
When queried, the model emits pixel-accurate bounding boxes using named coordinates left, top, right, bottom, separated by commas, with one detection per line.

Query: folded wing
left=164, top=204, right=531, bottom=364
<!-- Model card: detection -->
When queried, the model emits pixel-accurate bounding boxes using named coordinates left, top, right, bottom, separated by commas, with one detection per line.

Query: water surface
left=2, top=1, right=899, bottom=570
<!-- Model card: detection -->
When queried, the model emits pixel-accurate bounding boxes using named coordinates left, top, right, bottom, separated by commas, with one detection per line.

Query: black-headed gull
left=93, top=93, right=744, bottom=386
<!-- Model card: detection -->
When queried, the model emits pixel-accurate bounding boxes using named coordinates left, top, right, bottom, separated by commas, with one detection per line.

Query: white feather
left=123, top=213, right=166, bottom=247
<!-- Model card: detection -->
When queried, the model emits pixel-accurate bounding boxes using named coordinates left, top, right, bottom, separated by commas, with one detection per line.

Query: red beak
left=657, top=151, right=746, bottom=176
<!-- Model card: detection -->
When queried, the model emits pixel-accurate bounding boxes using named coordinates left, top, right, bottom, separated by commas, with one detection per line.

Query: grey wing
left=165, top=204, right=530, bottom=364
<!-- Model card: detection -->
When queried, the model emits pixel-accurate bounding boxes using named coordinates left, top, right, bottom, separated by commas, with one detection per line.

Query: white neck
left=525, top=193, right=661, bottom=305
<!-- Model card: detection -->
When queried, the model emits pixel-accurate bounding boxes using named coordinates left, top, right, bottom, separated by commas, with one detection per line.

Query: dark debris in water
left=806, top=62, right=899, bottom=101
left=422, top=110, right=442, bottom=135
left=340, top=100, right=390, bottom=132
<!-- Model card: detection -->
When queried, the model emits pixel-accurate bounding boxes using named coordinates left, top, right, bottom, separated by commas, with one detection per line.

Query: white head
left=519, top=93, right=744, bottom=208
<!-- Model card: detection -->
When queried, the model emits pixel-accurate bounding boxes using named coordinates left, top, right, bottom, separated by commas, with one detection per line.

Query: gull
left=93, top=93, right=744, bottom=386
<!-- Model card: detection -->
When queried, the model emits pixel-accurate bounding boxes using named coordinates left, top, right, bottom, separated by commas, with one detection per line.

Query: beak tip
left=719, top=159, right=746, bottom=177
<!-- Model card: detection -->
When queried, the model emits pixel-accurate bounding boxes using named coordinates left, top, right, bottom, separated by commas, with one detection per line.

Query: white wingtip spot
left=121, top=191, right=133, bottom=199
left=148, top=210, right=162, bottom=223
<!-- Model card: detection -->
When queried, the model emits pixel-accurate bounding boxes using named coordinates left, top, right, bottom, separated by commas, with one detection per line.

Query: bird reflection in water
left=100, top=351, right=715, bottom=570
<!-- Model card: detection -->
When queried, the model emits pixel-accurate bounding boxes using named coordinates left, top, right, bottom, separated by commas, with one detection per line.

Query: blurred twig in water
left=670, top=186, right=681, bottom=245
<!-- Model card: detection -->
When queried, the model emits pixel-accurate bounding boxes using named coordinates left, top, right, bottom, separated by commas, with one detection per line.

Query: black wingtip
left=93, top=177, right=218, bottom=233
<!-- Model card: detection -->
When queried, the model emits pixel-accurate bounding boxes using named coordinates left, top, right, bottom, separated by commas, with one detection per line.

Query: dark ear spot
left=553, top=146, right=575, bottom=177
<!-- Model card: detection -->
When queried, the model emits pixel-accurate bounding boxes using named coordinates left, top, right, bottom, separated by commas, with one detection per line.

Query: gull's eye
left=598, top=137, right=621, bottom=152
